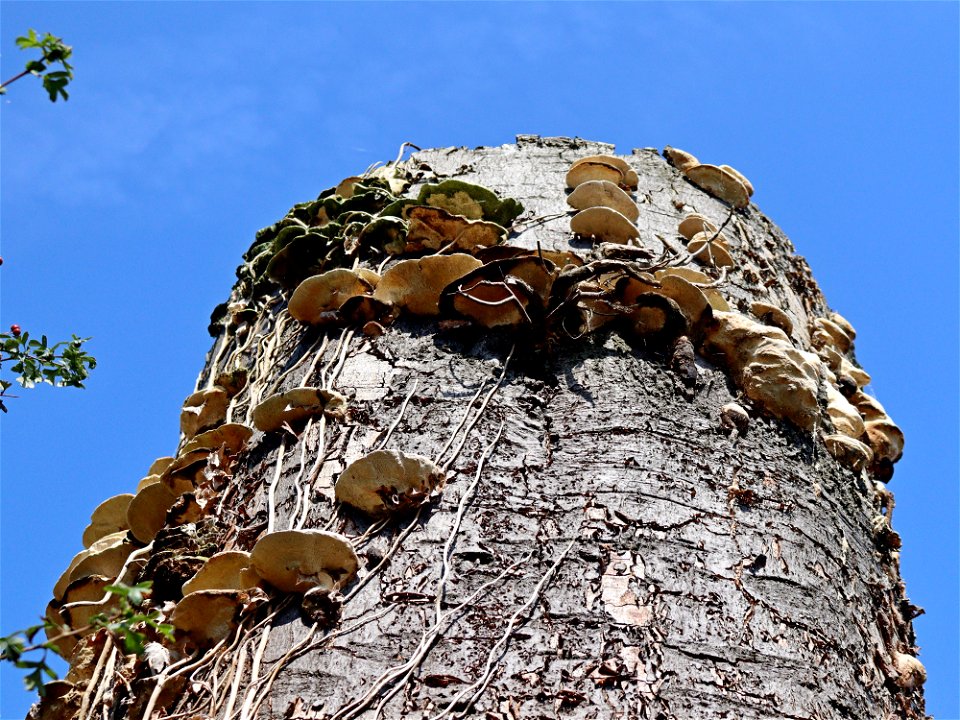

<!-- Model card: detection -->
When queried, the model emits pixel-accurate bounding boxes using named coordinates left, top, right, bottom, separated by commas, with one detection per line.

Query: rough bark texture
left=32, top=137, right=924, bottom=720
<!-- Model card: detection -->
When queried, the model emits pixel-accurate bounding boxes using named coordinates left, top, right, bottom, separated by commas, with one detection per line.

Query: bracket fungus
left=417, top=180, right=524, bottom=227
left=683, top=164, right=750, bottom=209
left=250, top=529, right=359, bottom=594
left=750, top=302, right=794, bottom=336
left=719, top=164, right=755, bottom=197
left=704, top=311, right=823, bottom=431
left=811, top=316, right=854, bottom=354
left=567, top=180, right=639, bottom=222
left=181, top=550, right=260, bottom=596
left=678, top=214, right=719, bottom=241
left=570, top=206, right=640, bottom=244
left=891, top=651, right=927, bottom=691
left=251, top=387, right=347, bottom=432
left=571, top=156, right=639, bottom=190
left=823, top=434, right=873, bottom=472
left=687, top=231, right=735, bottom=269
left=662, top=146, right=700, bottom=173
left=172, top=590, right=249, bottom=646
left=335, top=449, right=446, bottom=517
left=720, top=402, right=750, bottom=434
left=403, top=206, right=507, bottom=254
left=81, top=494, right=134, bottom=548
left=373, top=254, right=481, bottom=316
left=127, top=482, right=179, bottom=544
left=565, top=160, right=625, bottom=190
left=825, top=384, right=865, bottom=439
left=52, top=531, right=130, bottom=602
left=288, top=269, right=377, bottom=325
left=179, top=386, right=229, bottom=440
left=851, top=392, right=904, bottom=465
left=180, top=423, right=254, bottom=455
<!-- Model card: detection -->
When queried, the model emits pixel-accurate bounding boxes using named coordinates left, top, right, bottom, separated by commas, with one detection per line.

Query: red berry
left=0, top=256, right=4, bottom=265
left=10, top=324, right=21, bottom=337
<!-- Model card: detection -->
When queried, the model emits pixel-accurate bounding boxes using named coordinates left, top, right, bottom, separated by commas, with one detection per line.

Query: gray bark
left=33, top=137, right=924, bottom=720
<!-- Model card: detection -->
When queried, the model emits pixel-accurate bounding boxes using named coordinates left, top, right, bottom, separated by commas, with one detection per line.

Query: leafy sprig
left=0, top=331, right=96, bottom=412
left=0, top=29, right=74, bottom=101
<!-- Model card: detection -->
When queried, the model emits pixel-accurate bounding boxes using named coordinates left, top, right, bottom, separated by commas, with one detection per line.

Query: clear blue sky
left=1, top=2, right=957, bottom=717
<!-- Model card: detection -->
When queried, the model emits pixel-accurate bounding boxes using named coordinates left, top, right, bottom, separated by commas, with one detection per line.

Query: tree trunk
left=33, top=136, right=925, bottom=720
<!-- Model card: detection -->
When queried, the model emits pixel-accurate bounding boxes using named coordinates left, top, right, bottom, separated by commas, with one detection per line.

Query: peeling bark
left=31, top=136, right=924, bottom=720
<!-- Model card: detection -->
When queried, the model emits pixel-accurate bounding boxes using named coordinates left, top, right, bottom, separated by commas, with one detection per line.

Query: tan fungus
left=570, top=206, right=640, bottom=244
left=567, top=180, right=639, bottom=222
left=335, top=449, right=446, bottom=517
left=288, top=269, right=376, bottom=325
left=373, top=254, right=481, bottom=316
left=179, top=386, right=229, bottom=440
left=250, top=529, right=359, bottom=594
left=683, top=164, right=750, bottom=209
left=565, top=161, right=624, bottom=190
left=182, top=551, right=260, bottom=596
left=662, top=146, right=700, bottom=173
left=569, top=155, right=639, bottom=189
left=750, top=302, right=794, bottom=335
left=252, top=387, right=348, bottom=433
left=81, top=494, right=134, bottom=548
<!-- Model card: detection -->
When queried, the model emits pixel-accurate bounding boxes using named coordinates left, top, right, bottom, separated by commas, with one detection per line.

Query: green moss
left=416, top=180, right=524, bottom=227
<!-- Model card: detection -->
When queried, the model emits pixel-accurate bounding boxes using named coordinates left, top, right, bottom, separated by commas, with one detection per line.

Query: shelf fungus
left=180, top=423, right=254, bottom=455
left=687, top=231, right=735, bottom=269
left=251, top=387, right=348, bottom=433
left=655, top=267, right=730, bottom=312
left=440, top=256, right=557, bottom=328
left=703, top=311, right=823, bottom=431
left=250, top=529, right=359, bottom=594
left=402, top=206, right=507, bottom=254
left=416, top=180, right=524, bottom=227
left=891, top=651, right=927, bottom=691
left=181, top=551, right=260, bottom=596
left=172, top=590, right=250, bottom=646
left=569, top=155, right=639, bottom=190
left=823, top=434, right=873, bottom=472
left=179, top=386, right=230, bottom=440
left=567, top=180, right=639, bottom=222
left=288, top=269, right=378, bottom=324
left=811, top=316, right=854, bottom=354
left=565, top=160, right=626, bottom=190
left=52, top=531, right=135, bottom=603
left=825, top=384, right=865, bottom=438
left=720, top=402, right=751, bottom=434
left=851, top=392, right=904, bottom=466
left=335, top=449, right=446, bottom=517
left=662, top=146, right=700, bottom=173
left=127, top=482, right=179, bottom=544
left=81, top=494, right=134, bottom=548
left=750, top=302, right=794, bottom=336
left=570, top=206, right=640, bottom=244
left=373, top=254, right=482, bottom=316
left=681, top=163, right=751, bottom=209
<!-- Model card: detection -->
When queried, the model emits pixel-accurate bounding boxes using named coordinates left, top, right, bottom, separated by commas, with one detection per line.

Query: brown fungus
left=891, top=651, right=926, bottom=691
left=851, top=391, right=904, bottom=465
left=683, top=164, right=750, bottom=209
left=825, top=384, right=865, bottom=438
left=569, top=155, right=639, bottom=189
left=750, top=302, right=794, bottom=336
left=718, top=164, right=755, bottom=197
left=251, top=387, right=347, bottom=433
left=81, top=494, right=134, bottom=548
left=823, top=434, right=873, bottom=472
left=250, top=529, right=359, bottom=594
left=662, top=146, right=700, bottom=173
left=288, top=269, right=376, bottom=325
left=373, top=254, right=481, bottom=316
left=677, top=213, right=718, bottom=241
left=567, top=180, right=639, bottom=222
left=687, top=232, right=735, bottom=269
left=126, top=482, right=180, bottom=544
left=403, top=206, right=506, bottom=254
left=180, top=423, right=253, bottom=455
left=570, top=206, right=640, bottom=244
left=181, top=551, right=260, bottom=596
left=703, top=311, right=823, bottom=431
left=335, top=449, right=446, bottom=517
left=811, top=316, right=853, bottom=354
left=565, top=160, right=624, bottom=189
left=179, top=386, right=229, bottom=440
left=172, top=590, right=248, bottom=646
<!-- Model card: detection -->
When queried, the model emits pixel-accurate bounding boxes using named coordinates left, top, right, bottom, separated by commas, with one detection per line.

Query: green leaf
left=25, top=60, right=45, bottom=74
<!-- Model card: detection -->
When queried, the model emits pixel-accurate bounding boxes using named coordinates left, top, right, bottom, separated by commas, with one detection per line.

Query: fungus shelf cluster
left=38, top=142, right=919, bottom=715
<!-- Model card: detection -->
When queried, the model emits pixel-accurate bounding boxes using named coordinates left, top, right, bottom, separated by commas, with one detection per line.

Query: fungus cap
left=566, top=180, right=639, bottom=222
left=335, top=449, right=446, bottom=517
left=570, top=206, right=639, bottom=244
left=683, top=164, right=750, bottom=209
left=172, top=590, right=247, bottom=645
left=823, top=434, right=873, bottom=472
left=812, top=317, right=853, bottom=353
left=67, top=540, right=136, bottom=590
left=655, top=275, right=713, bottom=334
left=373, top=254, right=481, bottom=317
left=251, top=387, right=348, bottom=432
left=442, top=276, right=538, bottom=328
left=147, top=457, right=175, bottom=476
left=825, top=385, right=865, bottom=438
left=565, top=161, right=624, bottom=190
left=828, top=312, right=856, bottom=340
left=288, top=269, right=375, bottom=324
left=662, top=146, right=700, bottom=173
left=250, top=529, right=359, bottom=594
left=654, top=268, right=730, bottom=312
left=179, top=386, right=229, bottom=440
left=568, top=155, right=639, bottom=189
left=403, top=206, right=506, bottom=254
left=181, top=423, right=254, bottom=455
left=892, top=652, right=926, bottom=691
left=718, top=164, right=755, bottom=197
left=126, top=482, right=179, bottom=544
left=688, top=234, right=735, bottom=268
left=750, top=302, right=794, bottom=336
left=182, top=551, right=260, bottom=596
left=677, top=214, right=718, bottom=241
left=81, top=494, right=134, bottom=548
